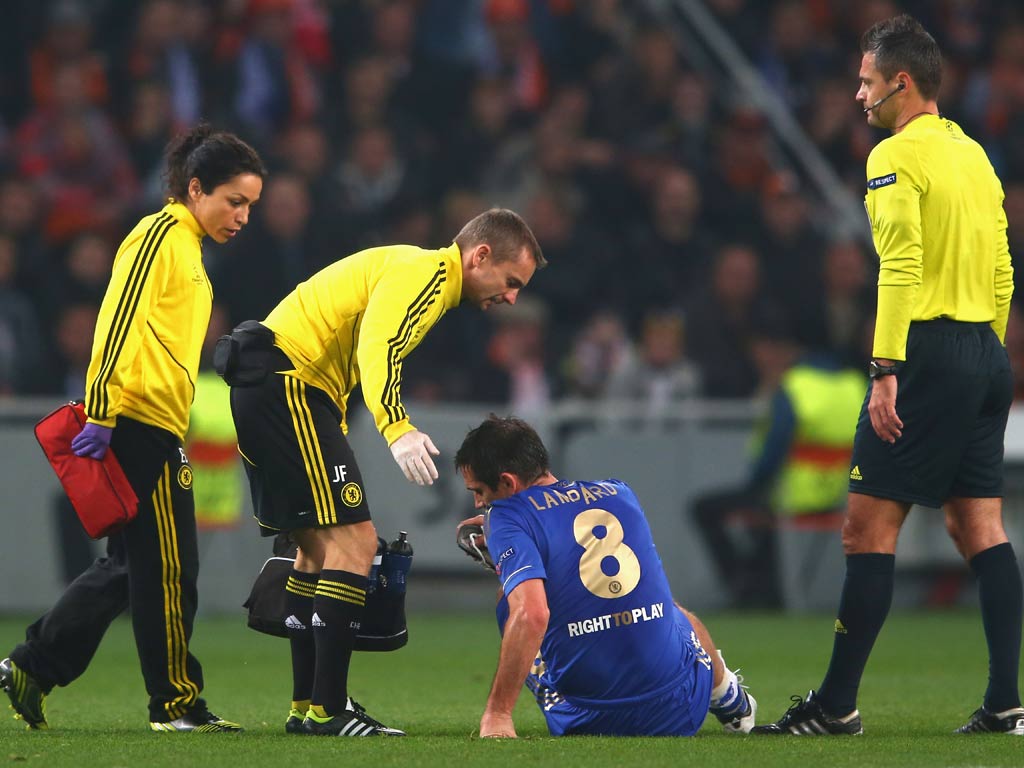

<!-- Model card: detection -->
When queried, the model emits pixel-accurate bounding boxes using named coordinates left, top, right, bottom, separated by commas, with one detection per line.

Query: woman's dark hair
left=861, top=14, right=942, bottom=101
left=164, top=122, right=266, bottom=200
left=454, top=414, right=550, bottom=490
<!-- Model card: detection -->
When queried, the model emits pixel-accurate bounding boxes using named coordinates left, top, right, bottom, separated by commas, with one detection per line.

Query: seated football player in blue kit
left=454, top=415, right=756, bottom=738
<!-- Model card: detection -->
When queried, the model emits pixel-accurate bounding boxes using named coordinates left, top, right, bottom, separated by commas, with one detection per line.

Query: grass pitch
left=0, top=610, right=1020, bottom=767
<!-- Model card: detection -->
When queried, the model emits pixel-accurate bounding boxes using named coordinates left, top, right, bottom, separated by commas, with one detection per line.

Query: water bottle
left=382, top=531, right=413, bottom=595
left=367, top=537, right=386, bottom=593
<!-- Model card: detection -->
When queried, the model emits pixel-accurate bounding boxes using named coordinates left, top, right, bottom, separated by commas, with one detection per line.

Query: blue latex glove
left=71, top=423, right=113, bottom=460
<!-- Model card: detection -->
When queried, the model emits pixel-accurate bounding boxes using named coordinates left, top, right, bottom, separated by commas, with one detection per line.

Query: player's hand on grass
left=389, top=429, right=440, bottom=485
left=480, top=711, right=516, bottom=738
left=868, top=375, right=902, bottom=443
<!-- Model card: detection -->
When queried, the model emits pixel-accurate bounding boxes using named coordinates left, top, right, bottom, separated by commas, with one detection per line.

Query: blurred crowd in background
left=1, top=0, right=1024, bottom=416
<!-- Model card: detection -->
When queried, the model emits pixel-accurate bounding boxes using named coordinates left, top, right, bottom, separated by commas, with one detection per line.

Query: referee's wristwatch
left=868, top=359, right=900, bottom=379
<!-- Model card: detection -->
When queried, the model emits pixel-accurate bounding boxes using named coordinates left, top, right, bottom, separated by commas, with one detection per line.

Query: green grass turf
left=0, top=610, right=1020, bottom=767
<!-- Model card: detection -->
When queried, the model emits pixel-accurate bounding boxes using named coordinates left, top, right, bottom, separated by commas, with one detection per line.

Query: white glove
left=389, top=430, right=440, bottom=486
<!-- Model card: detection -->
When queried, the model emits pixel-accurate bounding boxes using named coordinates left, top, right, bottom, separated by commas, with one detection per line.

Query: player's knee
left=944, top=502, right=1008, bottom=559
left=840, top=517, right=863, bottom=554
left=840, top=517, right=893, bottom=554
left=343, top=520, right=380, bottom=563
left=316, top=520, right=379, bottom=573
left=944, top=512, right=967, bottom=557
left=952, top=523, right=1008, bottom=560
left=841, top=498, right=902, bottom=554
left=294, top=544, right=325, bottom=572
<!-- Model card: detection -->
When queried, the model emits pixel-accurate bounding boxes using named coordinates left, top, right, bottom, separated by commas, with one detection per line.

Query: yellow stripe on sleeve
left=89, top=214, right=176, bottom=419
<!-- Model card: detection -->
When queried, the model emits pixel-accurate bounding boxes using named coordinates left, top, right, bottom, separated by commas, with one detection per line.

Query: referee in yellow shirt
left=226, top=208, right=544, bottom=735
left=756, top=15, right=1022, bottom=736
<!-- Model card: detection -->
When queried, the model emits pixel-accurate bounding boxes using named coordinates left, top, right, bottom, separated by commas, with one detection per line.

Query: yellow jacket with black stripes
left=85, top=201, right=211, bottom=440
left=263, top=243, right=463, bottom=445
left=865, top=114, right=1013, bottom=361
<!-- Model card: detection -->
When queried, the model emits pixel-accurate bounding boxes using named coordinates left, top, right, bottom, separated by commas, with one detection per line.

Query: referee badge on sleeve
left=867, top=173, right=897, bottom=190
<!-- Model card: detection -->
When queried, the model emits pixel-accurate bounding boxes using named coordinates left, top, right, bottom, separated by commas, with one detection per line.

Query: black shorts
left=230, top=349, right=371, bottom=535
left=848, top=319, right=1013, bottom=508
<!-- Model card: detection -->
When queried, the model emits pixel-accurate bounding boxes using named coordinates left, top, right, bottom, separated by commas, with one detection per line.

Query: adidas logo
left=284, top=615, right=306, bottom=630
left=835, top=619, right=847, bottom=634
left=312, top=612, right=325, bottom=627
left=849, top=465, right=863, bottom=481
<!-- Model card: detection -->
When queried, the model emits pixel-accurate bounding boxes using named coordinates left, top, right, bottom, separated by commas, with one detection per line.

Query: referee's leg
left=944, top=328, right=1021, bottom=716
left=946, top=498, right=1022, bottom=714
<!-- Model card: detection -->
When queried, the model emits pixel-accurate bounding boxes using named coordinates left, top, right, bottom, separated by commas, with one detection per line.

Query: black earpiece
left=864, top=82, right=906, bottom=113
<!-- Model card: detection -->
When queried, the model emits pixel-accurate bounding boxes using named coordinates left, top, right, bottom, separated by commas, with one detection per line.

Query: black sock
left=311, top=569, right=367, bottom=716
left=817, top=553, right=895, bottom=716
left=285, top=570, right=318, bottom=703
left=970, top=542, right=1023, bottom=712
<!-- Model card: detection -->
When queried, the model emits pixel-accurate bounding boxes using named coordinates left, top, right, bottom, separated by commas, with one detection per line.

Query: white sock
left=711, top=667, right=741, bottom=710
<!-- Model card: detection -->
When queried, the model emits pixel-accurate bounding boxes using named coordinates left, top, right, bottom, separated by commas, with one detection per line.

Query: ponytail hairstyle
left=164, top=122, right=266, bottom=201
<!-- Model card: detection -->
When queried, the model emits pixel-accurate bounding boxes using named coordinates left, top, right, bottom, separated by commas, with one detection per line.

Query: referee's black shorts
left=230, top=348, right=371, bottom=536
left=848, top=319, right=1013, bottom=508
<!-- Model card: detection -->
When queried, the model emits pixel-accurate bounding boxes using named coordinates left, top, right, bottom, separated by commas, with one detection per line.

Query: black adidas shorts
left=230, top=349, right=371, bottom=535
left=848, top=319, right=1012, bottom=508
